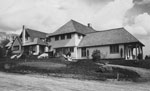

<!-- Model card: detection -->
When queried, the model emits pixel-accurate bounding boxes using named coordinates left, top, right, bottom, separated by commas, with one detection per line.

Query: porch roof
left=79, top=28, right=144, bottom=47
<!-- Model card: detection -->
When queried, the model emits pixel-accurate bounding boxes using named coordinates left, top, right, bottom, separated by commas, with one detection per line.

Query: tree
left=0, top=39, right=10, bottom=58
left=0, top=39, right=10, bottom=48
left=92, top=50, right=101, bottom=62
left=0, top=47, right=4, bottom=58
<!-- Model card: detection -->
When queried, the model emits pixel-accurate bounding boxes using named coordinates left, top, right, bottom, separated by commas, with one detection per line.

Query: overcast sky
left=0, top=0, right=150, bottom=56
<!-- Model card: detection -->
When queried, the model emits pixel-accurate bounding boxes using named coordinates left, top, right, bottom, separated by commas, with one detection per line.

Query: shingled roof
left=79, top=28, right=144, bottom=47
left=23, top=38, right=47, bottom=46
left=25, top=28, right=47, bottom=38
left=48, top=20, right=95, bottom=36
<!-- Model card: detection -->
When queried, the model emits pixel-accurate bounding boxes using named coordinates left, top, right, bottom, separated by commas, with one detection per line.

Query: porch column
left=36, top=45, right=40, bottom=55
left=130, top=48, right=133, bottom=59
left=135, top=45, right=138, bottom=60
left=124, top=45, right=126, bottom=59
left=125, top=46, right=127, bottom=60
left=141, top=46, right=143, bottom=59
left=138, top=46, right=141, bottom=56
left=126, top=46, right=129, bottom=60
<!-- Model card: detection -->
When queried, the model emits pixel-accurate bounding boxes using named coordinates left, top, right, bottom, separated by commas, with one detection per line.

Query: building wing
left=79, top=28, right=144, bottom=47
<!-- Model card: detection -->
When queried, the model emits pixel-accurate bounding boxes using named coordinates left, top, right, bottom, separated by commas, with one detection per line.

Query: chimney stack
left=23, top=25, right=25, bottom=30
left=87, top=23, right=92, bottom=28
left=22, top=25, right=26, bottom=45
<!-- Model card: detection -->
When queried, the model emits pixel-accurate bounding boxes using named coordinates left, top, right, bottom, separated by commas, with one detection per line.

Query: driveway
left=0, top=72, right=150, bottom=91
left=107, top=64, right=150, bottom=80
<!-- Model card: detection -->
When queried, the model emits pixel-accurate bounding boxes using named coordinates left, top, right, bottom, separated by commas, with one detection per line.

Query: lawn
left=19, top=62, right=66, bottom=70
left=0, top=58, right=145, bottom=81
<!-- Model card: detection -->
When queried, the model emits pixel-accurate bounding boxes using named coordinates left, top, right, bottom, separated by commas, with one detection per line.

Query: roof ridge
left=86, top=27, right=125, bottom=34
left=48, top=19, right=95, bottom=36
left=26, top=28, right=47, bottom=34
left=71, top=19, right=96, bottom=33
left=71, top=19, right=78, bottom=32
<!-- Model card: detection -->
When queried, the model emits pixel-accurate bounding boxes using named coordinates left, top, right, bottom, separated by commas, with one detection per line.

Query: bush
left=92, top=50, right=101, bottom=62
left=145, top=55, right=150, bottom=60
left=0, top=39, right=10, bottom=58
left=6, top=48, right=12, bottom=57
left=0, top=47, right=6, bottom=58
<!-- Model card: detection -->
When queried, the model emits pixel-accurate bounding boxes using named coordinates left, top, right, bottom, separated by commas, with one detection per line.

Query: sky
left=0, top=0, right=150, bottom=56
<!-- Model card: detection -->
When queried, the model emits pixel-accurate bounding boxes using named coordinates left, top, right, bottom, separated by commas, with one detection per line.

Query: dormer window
left=67, top=34, right=71, bottom=39
left=61, top=35, right=65, bottom=40
left=55, top=36, right=59, bottom=41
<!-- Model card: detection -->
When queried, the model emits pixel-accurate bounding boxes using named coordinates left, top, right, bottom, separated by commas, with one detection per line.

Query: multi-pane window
left=110, top=45, right=119, bottom=53
left=67, top=34, right=71, bottom=39
left=13, top=45, right=19, bottom=51
left=81, top=48, right=86, bottom=57
left=61, top=35, right=65, bottom=40
left=55, top=36, right=59, bottom=41
left=70, top=47, right=74, bottom=52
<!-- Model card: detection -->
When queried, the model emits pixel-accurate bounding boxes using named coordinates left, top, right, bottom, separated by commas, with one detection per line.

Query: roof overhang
left=78, top=42, right=144, bottom=48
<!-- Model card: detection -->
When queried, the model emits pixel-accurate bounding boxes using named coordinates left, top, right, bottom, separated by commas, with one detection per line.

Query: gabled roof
left=10, top=36, right=22, bottom=47
left=25, top=28, right=47, bottom=38
left=48, top=20, right=95, bottom=36
left=5, top=41, right=13, bottom=47
left=23, top=38, right=47, bottom=46
left=79, top=28, right=144, bottom=47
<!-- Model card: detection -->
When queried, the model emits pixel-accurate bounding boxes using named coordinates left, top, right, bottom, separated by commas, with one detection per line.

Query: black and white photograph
left=0, top=0, right=150, bottom=91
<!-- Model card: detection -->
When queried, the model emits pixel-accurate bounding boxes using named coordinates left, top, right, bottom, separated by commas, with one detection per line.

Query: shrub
left=7, top=48, right=12, bottom=57
left=0, top=47, right=7, bottom=58
left=145, top=55, right=150, bottom=60
left=0, top=39, right=10, bottom=58
left=92, top=50, right=101, bottom=62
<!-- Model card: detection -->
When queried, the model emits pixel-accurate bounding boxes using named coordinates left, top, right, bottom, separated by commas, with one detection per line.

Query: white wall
left=47, top=33, right=83, bottom=51
left=78, top=45, right=124, bottom=59
left=33, top=45, right=39, bottom=55
left=48, top=33, right=75, bottom=50
left=70, top=47, right=77, bottom=59
left=74, top=33, right=83, bottom=46
left=77, top=48, right=87, bottom=59
left=11, top=38, right=22, bottom=54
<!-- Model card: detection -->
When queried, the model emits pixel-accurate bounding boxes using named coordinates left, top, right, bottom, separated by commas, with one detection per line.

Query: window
left=55, top=36, right=59, bottom=41
left=13, top=45, right=19, bottom=51
left=46, top=37, right=51, bottom=42
left=70, top=47, right=74, bottom=52
left=67, top=34, right=71, bottom=39
left=110, top=45, right=119, bottom=53
left=49, top=46, right=51, bottom=51
left=81, top=48, right=86, bottom=57
left=78, top=34, right=82, bottom=39
left=40, top=38, right=45, bottom=42
left=61, top=35, right=65, bottom=40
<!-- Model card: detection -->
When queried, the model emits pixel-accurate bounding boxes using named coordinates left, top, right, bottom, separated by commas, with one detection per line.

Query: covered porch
left=124, top=42, right=144, bottom=60
left=23, top=45, right=45, bottom=55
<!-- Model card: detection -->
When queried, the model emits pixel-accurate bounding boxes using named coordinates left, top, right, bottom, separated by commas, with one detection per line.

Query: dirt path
left=0, top=72, right=150, bottom=91
left=107, top=64, right=150, bottom=80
